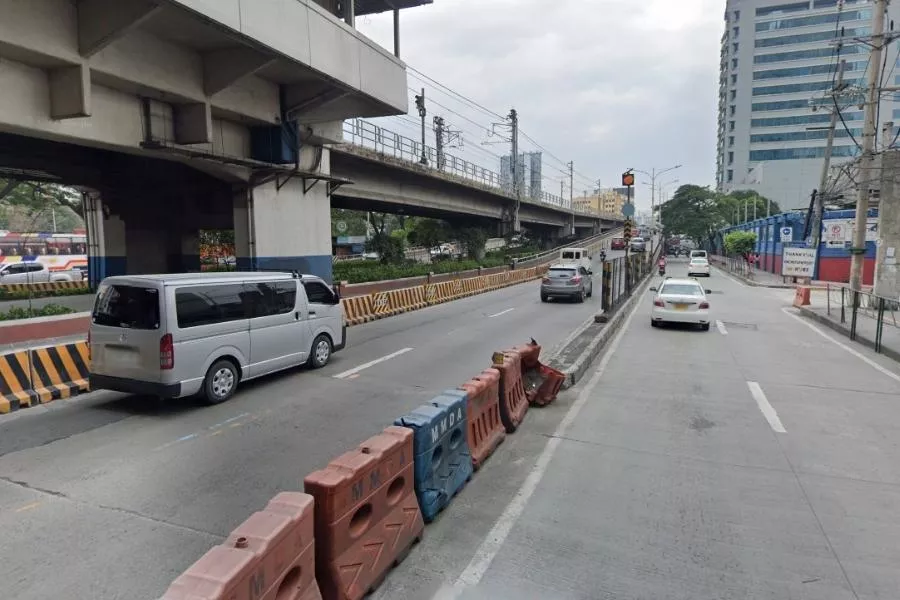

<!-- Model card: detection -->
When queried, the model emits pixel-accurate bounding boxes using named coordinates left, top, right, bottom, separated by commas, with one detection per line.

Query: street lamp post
left=635, top=164, right=682, bottom=255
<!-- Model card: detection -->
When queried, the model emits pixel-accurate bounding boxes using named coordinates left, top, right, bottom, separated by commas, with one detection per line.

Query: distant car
left=690, top=250, right=708, bottom=260
left=540, top=263, right=593, bottom=303
left=650, top=278, right=711, bottom=330
left=687, top=257, right=710, bottom=277
left=611, top=238, right=626, bottom=250
left=0, top=262, right=77, bottom=284
left=630, top=237, right=646, bottom=252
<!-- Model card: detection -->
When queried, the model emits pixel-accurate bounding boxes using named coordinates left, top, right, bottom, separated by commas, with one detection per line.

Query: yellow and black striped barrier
left=0, top=342, right=90, bottom=414
left=0, top=280, right=89, bottom=293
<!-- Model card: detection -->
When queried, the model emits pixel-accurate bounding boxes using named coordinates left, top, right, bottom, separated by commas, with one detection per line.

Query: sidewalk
left=795, top=288, right=900, bottom=363
left=709, top=256, right=794, bottom=288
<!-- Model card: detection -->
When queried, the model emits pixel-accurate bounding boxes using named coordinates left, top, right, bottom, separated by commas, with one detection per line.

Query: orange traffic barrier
left=793, top=286, right=811, bottom=307
left=526, top=364, right=566, bottom=407
left=161, top=492, right=322, bottom=600
left=0, top=350, right=36, bottom=414
left=513, top=340, right=542, bottom=370
left=491, top=349, right=529, bottom=433
left=457, top=368, right=506, bottom=470
left=342, top=296, right=375, bottom=326
left=304, top=426, right=424, bottom=600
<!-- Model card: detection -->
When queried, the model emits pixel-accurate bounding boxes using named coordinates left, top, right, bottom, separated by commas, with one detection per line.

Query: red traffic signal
left=622, top=172, right=635, bottom=187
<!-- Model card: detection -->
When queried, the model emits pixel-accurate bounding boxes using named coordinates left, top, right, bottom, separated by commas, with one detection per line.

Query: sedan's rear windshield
left=661, top=284, right=703, bottom=296
left=549, top=268, right=577, bottom=277
left=93, top=284, right=160, bottom=330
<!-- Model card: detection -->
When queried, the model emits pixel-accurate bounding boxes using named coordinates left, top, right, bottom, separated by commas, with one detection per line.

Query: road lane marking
left=713, top=265, right=747, bottom=287
left=488, top=308, right=514, bottom=318
left=154, top=412, right=251, bottom=451
left=782, top=307, right=900, bottom=385
left=449, top=280, right=644, bottom=593
left=15, top=502, right=41, bottom=513
left=716, top=320, right=728, bottom=335
left=747, top=381, right=786, bottom=433
left=332, top=347, right=414, bottom=379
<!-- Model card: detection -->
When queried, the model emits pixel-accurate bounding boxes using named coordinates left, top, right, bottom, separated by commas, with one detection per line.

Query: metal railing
left=341, top=119, right=620, bottom=221
left=825, top=284, right=900, bottom=354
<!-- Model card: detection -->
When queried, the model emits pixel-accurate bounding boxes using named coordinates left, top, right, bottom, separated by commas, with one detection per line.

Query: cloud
left=357, top=0, right=723, bottom=210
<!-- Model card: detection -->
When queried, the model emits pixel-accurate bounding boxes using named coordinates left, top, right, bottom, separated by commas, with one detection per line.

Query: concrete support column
left=236, top=146, right=333, bottom=281
left=875, top=150, right=900, bottom=297
left=84, top=192, right=126, bottom=287
left=166, top=230, right=200, bottom=273
left=126, top=226, right=167, bottom=274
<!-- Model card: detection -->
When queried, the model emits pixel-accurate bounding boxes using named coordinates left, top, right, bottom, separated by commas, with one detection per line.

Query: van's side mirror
left=331, top=285, right=342, bottom=304
left=649, top=286, right=657, bottom=292
left=705, top=289, right=712, bottom=294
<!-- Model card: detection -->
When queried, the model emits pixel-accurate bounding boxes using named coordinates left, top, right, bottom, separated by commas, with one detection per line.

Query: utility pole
left=509, top=108, right=520, bottom=232
left=815, top=59, right=847, bottom=248
left=850, top=0, right=886, bottom=291
left=433, top=116, right=444, bottom=171
left=568, top=161, right=575, bottom=235
left=636, top=164, right=681, bottom=256
left=415, top=88, right=427, bottom=165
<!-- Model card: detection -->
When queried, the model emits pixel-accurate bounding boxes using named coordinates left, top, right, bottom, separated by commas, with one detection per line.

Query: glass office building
left=716, top=0, right=900, bottom=209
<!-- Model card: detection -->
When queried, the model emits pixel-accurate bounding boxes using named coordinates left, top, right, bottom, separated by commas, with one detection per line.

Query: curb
left=711, top=264, right=794, bottom=288
left=795, top=305, right=900, bottom=364
left=548, top=272, right=654, bottom=391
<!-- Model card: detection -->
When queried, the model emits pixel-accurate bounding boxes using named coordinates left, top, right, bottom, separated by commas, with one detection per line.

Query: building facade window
left=728, top=151, right=734, bottom=164
left=727, top=169, right=734, bottom=182
left=730, top=120, right=736, bottom=131
left=750, top=129, right=863, bottom=143
left=730, top=90, right=737, bottom=100
left=753, top=61, right=865, bottom=81
left=751, top=112, right=863, bottom=128
left=732, top=58, right=739, bottom=69
left=813, top=0, right=868, bottom=8
left=730, top=105, right=736, bottom=116
left=755, top=27, right=869, bottom=49
left=733, top=42, right=739, bottom=53
left=734, top=10, right=740, bottom=20
left=729, top=136, right=735, bottom=146
left=755, top=10, right=871, bottom=33
left=755, top=2, right=810, bottom=18
left=754, top=45, right=864, bottom=64
left=749, top=146, right=860, bottom=161
left=752, top=78, right=861, bottom=96
left=731, top=74, right=738, bottom=85
left=733, top=26, right=740, bottom=37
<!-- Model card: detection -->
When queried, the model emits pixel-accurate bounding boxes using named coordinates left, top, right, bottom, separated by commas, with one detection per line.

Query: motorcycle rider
left=658, top=256, right=666, bottom=275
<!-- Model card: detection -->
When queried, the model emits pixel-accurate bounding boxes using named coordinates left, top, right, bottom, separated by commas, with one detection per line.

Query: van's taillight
left=160, top=334, right=174, bottom=370
left=699, top=302, right=710, bottom=309
left=653, top=299, right=665, bottom=307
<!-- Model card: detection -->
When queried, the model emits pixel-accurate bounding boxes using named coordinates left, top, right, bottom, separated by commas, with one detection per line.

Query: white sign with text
left=782, top=247, right=817, bottom=278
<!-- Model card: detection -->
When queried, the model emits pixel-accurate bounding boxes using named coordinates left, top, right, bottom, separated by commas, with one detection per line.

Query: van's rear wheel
left=202, top=360, right=238, bottom=405
left=308, top=334, right=332, bottom=369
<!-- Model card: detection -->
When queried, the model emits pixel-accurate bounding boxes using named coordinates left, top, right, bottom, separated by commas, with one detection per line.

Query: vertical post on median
left=850, top=0, right=886, bottom=292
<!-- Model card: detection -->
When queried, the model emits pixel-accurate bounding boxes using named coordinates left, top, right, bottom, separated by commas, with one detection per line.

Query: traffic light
left=622, top=171, right=635, bottom=187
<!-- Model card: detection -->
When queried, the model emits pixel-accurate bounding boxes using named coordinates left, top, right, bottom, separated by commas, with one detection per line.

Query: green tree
left=454, top=226, right=488, bottom=260
left=330, top=209, right=369, bottom=237
left=407, top=218, right=449, bottom=249
left=725, top=190, right=780, bottom=222
left=0, top=180, right=85, bottom=231
left=659, top=185, right=727, bottom=244
left=724, top=231, right=758, bottom=256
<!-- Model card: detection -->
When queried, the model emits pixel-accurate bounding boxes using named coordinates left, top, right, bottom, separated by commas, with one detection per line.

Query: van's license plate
left=673, top=303, right=688, bottom=311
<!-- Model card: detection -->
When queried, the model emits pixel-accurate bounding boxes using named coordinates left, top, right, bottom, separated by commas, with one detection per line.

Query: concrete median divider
left=29, top=341, right=90, bottom=403
left=0, top=341, right=90, bottom=413
left=395, top=392, right=473, bottom=523
left=303, top=426, right=424, bottom=600
left=0, top=350, right=37, bottom=413
left=456, top=368, right=505, bottom=471
left=491, top=349, right=529, bottom=434
left=0, top=280, right=89, bottom=293
left=161, top=492, right=322, bottom=600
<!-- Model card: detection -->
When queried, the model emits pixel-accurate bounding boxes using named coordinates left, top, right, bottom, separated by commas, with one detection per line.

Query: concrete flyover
left=0, top=0, right=431, bottom=284
left=330, top=144, right=621, bottom=239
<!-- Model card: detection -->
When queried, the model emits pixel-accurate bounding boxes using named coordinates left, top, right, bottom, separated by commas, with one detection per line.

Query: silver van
left=559, top=247, right=593, bottom=274
left=88, top=272, right=346, bottom=404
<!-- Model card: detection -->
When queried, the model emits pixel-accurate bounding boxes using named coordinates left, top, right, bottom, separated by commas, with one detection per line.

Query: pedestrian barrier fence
left=491, top=349, right=529, bottom=433
left=158, top=339, right=571, bottom=599
left=0, top=341, right=90, bottom=414
left=339, top=266, right=548, bottom=327
left=160, top=492, right=322, bottom=600
left=395, top=392, right=473, bottom=523
left=456, top=369, right=505, bottom=471
left=303, top=426, right=425, bottom=600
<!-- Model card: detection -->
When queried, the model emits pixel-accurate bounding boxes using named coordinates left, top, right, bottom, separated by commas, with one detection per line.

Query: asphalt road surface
left=0, top=250, right=622, bottom=600
left=375, top=258, right=900, bottom=600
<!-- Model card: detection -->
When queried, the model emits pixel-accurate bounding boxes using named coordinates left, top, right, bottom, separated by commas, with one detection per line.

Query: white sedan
left=687, top=257, right=710, bottom=277
left=650, top=278, right=712, bottom=330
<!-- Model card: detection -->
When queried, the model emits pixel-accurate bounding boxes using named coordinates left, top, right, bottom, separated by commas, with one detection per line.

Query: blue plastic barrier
left=395, top=392, right=473, bottom=522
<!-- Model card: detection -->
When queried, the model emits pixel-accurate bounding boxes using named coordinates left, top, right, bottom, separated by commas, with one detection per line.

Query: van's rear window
left=93, top=284, right=160, bottom=330
left=562, top=251, right=576, bottom=259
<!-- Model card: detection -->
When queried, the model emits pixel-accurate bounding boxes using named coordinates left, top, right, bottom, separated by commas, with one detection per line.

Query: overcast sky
left=356, top=0, right=723, bottom=211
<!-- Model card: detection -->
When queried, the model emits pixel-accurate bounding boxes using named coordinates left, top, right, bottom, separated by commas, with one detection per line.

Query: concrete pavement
left=0, top=251, right=621, bottom=600
left=375, top=258, right=900, bottom=600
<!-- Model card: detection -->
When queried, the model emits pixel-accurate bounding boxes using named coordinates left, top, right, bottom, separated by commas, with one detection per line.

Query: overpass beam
left=77, top=0, right=162, bottom=58
left=49, top=64, right=90, bottom=119
left=204, top=48, right=277, bottom=96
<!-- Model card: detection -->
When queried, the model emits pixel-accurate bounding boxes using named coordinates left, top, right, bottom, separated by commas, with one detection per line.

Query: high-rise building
left=501, top=152, right=543, bottom=200
left=716, top=0, right=900, bottom=209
